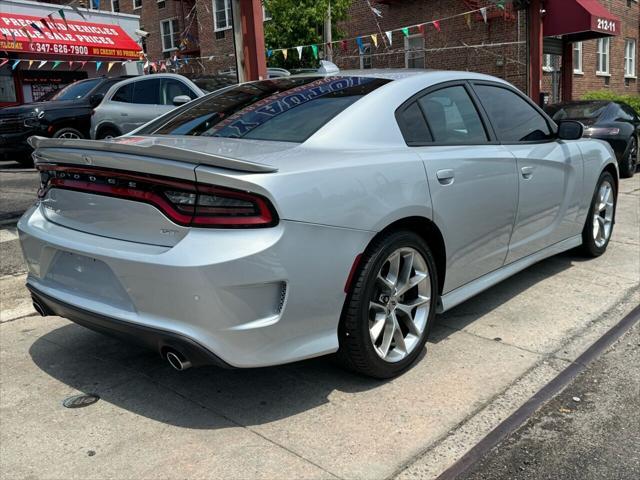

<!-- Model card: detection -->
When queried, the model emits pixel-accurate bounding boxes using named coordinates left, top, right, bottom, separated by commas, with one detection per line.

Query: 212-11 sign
left=596, top=18, right=616, bottom=33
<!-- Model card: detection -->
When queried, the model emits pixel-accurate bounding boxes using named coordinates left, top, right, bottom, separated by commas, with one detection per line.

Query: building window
left=133, top=0, right=142, bottom=9
left=625, top=39, right=636, bottom=78
left=573, top=42, right=582, bottom=74
left=405, top=35, right=425, bottom=69
left=161, top=18, right=179, bottom=52
left=262, top=2, right=271, bottom=21
left=596, top=37, right=610, bottom=75
left=359, top=43, right=372, bottom=69
left=158, top=0, right=166, bottom=8
left=542, top=54, right=554, bottom=72
left=213, top=0, right=232, bottom=31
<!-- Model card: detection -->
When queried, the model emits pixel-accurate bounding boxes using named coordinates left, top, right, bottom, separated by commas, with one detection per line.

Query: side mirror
left=89, top=93, right=104, bottom=108
left=557, top=120, right=584, bottom=140
left=172, top=95, right=191, bottom=106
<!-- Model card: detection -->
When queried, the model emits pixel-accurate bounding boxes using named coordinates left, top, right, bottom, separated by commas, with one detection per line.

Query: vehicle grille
left=0, top=115, right=24, bottom=134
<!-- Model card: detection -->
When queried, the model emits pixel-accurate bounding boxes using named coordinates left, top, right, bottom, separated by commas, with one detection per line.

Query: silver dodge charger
left=19, top=70, right=618, bottom=378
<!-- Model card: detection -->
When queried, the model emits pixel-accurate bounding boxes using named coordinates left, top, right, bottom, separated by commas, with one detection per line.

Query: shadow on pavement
left=27, top=251, right=576, bottom=429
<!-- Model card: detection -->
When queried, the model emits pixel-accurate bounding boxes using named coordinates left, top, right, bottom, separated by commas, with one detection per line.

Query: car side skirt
left=438, top=235, right=582, bottom=313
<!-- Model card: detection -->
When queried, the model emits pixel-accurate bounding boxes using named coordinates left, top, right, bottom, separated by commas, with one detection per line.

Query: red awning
left=544, top=0, right=620, bottom=41
left=0, top=12, right=141, bottom=60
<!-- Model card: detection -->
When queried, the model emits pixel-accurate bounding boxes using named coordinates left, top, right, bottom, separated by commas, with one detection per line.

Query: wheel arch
left=95, top=122, right=122, bottom=138
left=367, top=216, right=447, bottom=297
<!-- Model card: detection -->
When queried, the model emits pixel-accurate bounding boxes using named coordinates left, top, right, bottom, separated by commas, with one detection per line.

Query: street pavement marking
left=0, top=227, right=18, bottom=244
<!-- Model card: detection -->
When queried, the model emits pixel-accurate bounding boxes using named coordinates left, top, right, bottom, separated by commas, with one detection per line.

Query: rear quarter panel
left=577, top=138, right=619, bottom=220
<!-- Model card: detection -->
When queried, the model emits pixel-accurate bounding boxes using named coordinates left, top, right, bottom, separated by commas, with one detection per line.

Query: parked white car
left=90, top=73, right=204, bottom=139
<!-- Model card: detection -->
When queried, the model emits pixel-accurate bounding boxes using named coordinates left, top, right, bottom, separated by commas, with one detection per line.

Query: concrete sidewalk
left=0, top=176, right=638, bottom=480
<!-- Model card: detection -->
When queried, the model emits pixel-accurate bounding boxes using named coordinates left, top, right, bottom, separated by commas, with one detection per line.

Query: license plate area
left=42, top=251, right=134, bottom=311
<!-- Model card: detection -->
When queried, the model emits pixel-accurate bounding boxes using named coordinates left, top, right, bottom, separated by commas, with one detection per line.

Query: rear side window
left=112, top=83, right=133, bottom=103
left=139, top=76, right=390, bottom=142
left=418, top=86, right=487, bottom=144
left=397, top=102, right=432, bottom=144
left=475, top=84, right=552, bottom=142
left=132, top=78, right=161, bottom=105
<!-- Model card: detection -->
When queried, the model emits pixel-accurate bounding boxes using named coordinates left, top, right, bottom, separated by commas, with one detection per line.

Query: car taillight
left=37, top=164, right=278, bottom=228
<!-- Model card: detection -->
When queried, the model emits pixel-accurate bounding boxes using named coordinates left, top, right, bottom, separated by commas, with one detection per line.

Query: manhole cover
left=62, top=393, right=100, bottom=409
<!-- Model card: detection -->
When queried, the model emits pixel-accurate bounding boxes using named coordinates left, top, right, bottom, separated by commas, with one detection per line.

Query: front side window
left=418, top=86, right=487, bottom=144
left=161, top=19, right=179, bottom=51
left=214, top=0, right=232, bottom=31
left=596, top=37, right=610, bottom=75
left=573, top=42, right=583, bottom=73
left=132, top=79, right=161, bottom=104
left=475, top=84, right=552, bottom=143
left=405, top=35, right=425, bottom=69
left=160, top=79, right=197, bottom=105
left=625, top=39, right=636, bottom=77
left=139, top=76, right=390, bottom=143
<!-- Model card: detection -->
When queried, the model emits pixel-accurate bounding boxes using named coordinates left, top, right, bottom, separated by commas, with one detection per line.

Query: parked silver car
left=21, top=70, right=618, bottom=378
left=90, top=73, right=204, bottom=139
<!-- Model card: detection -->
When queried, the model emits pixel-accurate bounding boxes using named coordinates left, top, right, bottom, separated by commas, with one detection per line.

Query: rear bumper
left=18, top=204, right=374, bottom=368
left=28, top=284, right=231, bottom=368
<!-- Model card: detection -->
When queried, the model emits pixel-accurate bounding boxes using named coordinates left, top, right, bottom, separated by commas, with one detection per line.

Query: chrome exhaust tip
left=166, top=350, right=192, bottom=371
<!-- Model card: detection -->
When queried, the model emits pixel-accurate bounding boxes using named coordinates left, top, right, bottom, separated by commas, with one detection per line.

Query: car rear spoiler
left=27, top=136, right=278, bottom=174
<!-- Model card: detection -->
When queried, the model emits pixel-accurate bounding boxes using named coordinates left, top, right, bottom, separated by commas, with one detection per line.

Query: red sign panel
left=0, top=12, right=141, bottom=59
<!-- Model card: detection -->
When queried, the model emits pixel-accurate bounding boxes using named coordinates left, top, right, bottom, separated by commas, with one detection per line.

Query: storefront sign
left=0, top=12, right=141, bottom=59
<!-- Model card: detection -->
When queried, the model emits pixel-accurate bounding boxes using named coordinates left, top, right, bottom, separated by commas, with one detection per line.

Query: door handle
left=521, top=166, right=534, bottom=179
left=436, top=169, right=455, bottom=185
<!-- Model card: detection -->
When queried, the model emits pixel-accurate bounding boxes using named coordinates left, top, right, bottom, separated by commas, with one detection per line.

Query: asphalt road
left=0, top=159, right=39, bottom=222
left=458, top=323, right=640, bottom=480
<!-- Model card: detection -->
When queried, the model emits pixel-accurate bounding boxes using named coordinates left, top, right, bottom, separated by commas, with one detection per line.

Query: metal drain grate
left=62, top=393, right=100, bottom=409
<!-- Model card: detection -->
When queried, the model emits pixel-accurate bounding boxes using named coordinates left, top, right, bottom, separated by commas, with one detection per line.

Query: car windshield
left=545, top=102, right=609, bottom=122
left=49, top=79, right=101, bottom=101
left=140, top=76, right=390, bottom=143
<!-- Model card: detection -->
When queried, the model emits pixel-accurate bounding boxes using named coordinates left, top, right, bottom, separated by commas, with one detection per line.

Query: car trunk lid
left=31, top=136, right=284, bottom=246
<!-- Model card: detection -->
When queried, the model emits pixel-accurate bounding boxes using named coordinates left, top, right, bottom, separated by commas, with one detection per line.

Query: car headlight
left=23, top=111, right=45, bottom=127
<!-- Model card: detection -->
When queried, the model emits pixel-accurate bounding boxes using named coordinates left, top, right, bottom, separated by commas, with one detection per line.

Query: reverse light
left=37, top=164, right=278, bottom=228
left=584, top=127, right=620, bottom=136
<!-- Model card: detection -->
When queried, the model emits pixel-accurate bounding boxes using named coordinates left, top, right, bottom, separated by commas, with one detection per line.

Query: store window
left=573, top=42, right=582, bottom=74
left=0, top=71, right=17, bottom=104
left=596, top=37, right=610, bottom=75
left=625, top=39, right=636, bottom=78
left=214, top=0, right=232, bottom=31
left=405, top=35, right=425, bottom=69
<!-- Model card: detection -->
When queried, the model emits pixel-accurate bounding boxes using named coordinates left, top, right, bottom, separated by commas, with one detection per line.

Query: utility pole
left=325, top=1, right=333, bottom=61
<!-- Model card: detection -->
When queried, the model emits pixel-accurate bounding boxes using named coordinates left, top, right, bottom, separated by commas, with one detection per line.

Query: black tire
left=580, top=171, right=616, bottom=257
left=52, top=127, right=84, bottom=139
left=619, top=136, right=637, bottom=179
left=96, top=127, right=120, bottom=140
left=337, top=230, right=439, bottom=379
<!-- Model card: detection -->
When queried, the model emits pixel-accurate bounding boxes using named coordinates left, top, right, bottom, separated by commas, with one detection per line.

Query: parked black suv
left=0, top=76, right=133, bottom=165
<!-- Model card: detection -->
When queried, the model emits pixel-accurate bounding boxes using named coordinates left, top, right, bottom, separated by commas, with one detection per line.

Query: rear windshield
left=545, top=102, right=609, bottom=122
left=140, top=76, right=390, bottom=143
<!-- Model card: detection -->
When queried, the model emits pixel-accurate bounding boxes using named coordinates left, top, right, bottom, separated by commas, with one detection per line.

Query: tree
left=263, top=0, right=352, bottom=69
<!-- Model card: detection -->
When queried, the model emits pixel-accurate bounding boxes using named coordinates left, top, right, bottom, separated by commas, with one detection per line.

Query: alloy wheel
left=57, top=131, right=80, bottom=139
left=368, top=247, right=431, bottom=363
left=592, top=180, right=614, bottom=248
